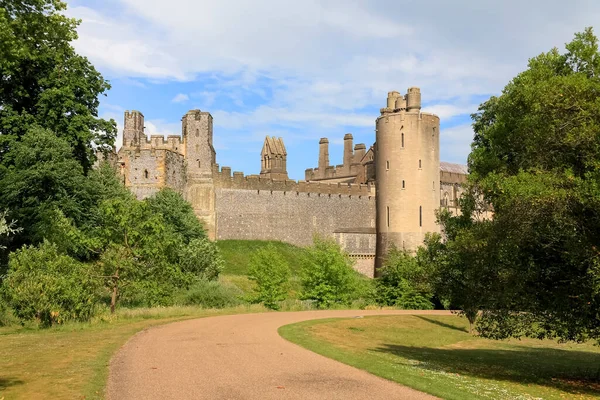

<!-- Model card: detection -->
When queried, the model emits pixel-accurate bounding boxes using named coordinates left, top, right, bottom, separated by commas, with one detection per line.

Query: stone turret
left=375, top=87, right=440, bottom=272
left=318, top=138, right=329, bottom=172
left=260, top=136, right=288, bottom=180
left=123, top=110, right=144, bottom=148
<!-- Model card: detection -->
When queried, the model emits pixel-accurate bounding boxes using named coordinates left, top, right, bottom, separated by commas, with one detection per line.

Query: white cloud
left=171, top=93, right=189, bottom=103
left=70, top=0, right=600, bottom=176
left=440, top=124, right=476, bottom=164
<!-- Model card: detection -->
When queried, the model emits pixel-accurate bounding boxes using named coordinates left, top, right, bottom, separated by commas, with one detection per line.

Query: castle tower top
left=260, top=136, right=288, bottom=180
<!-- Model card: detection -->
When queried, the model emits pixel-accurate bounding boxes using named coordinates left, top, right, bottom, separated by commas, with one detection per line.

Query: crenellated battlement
left=214, top=165, right=375, bottom=197
left=135, top=134, right=184, bottom=153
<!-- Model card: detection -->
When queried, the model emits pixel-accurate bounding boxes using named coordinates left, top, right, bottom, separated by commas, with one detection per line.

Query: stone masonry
left=115, top=88, right=467, bottom=277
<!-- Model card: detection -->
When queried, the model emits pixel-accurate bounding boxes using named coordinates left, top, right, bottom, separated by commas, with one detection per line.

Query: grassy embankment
left=279, top=315, right=600, bottom=400
left=0, top=240, right=305, bottom=400
left=217, top=239, right=306, bottom=298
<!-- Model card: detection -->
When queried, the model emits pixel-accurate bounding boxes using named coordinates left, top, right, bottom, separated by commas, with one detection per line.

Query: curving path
left=107, top=310, right=451, bottom=399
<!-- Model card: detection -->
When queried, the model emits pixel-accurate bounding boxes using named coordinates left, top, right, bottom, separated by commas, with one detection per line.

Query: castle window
left=419, top=206, right=422, bottom=227
left=198, top=161, right=201, bottom=168
left=401, top=133, right=404, bottom=148
left=196, top=129, right=199, bottom=138
left=387, top=206, right=390, bottom=228
left=144, top=169, right=148, bottom=179
left=433, top=181, right=435, bottom=190
left=419, top=159, right=422, bottom=169
left=402, top=180, right=405, bottom=189
left=196, top=144, right=199, bottom=152
left=386, top=160, right=389, bottom=170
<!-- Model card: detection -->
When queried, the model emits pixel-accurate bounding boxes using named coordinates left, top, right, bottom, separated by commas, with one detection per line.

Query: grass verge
left=278, top=315, right=600, bottom=400
left=0, top=304, right=268, bottom=400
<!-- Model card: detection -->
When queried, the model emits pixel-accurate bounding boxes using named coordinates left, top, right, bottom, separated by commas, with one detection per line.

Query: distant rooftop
left=440, top=161, right=468, bottom=175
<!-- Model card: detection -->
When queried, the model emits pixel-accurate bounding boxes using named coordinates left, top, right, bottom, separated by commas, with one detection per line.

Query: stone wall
left=215, top=188, right=376, bottom=246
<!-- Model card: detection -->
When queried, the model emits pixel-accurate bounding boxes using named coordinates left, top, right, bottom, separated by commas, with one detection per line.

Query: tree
left=300, top=236, right=359, bottom=309
left=96, top=195, right=181, bottom=311
left=178, top=238, right=224, bottom=283
left=438, top=27, right=600, bottom=342
left=0, top=127, right=92, bottom=253
left=146, top=188, right=206, bottom=244
left=375, top=247, right=433, bottom=310
left=247, top=244, right=290, bottom=310
left=0, top=0, right=116, bottom=171
left=3, top=241, right=101, bottom=327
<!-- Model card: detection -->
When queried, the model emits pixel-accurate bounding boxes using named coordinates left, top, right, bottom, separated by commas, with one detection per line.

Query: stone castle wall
left=215, top=188, right=376, bottom=246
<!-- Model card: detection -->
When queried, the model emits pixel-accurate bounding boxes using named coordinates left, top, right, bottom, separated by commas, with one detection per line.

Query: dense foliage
left=0, top=0, right=116, bottom=172
left=300, top=236, right=360, bottom=308
left=3, top=242, right=101, bottom=327
left=424, top=28, right=600, bottom=342
left=247, top=244, right=291, bottom=310
left=375, top=248, right=433, bottom=310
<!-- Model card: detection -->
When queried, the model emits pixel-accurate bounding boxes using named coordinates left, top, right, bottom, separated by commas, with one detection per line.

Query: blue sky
left=67, top=0, right=600, bottom=180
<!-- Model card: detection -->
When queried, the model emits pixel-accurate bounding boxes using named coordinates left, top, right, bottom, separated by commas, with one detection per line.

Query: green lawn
left=279, top=315, right=600, bottom=400
left=0, top=305, right=267, bottom=400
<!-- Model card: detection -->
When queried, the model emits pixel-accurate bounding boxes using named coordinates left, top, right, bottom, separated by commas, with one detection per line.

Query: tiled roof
left=440, top=161, right=468, bottom=175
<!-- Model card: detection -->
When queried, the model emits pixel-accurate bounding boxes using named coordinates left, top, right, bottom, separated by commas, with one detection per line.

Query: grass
left=216, top=239, right=307, bottom=275
left=217, top=239, right=307, bottom=298
left=279, top=315, right=600, bottom=400
left=0, top=304, right=269, bottom=400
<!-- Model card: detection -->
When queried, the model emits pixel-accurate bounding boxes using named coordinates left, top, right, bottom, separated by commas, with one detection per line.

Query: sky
left=66, top=0, right=600, bottom=180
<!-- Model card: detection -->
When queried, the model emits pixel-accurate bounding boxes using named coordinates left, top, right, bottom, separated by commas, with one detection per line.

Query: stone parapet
left=214, top=166, right=375, bottom=197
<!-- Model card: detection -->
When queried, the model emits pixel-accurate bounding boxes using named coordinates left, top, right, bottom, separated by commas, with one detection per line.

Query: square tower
left=181, top=110, right=217, bottom=239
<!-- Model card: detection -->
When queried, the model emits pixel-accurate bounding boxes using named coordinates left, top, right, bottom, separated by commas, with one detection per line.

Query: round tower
left=375, top=87, right=440, bottom=272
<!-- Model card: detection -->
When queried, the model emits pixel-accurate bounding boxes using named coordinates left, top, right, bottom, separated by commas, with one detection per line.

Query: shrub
left=3, top=242, right=101, bottom=327
left=174, top=280, right=243, bottom=308
left=178, top=238, right=224, bottom=282
left=375, top=248, right=433, bottom=310
left=146, top=188, right=206, bottom=243
left=300, top=236, right=359, bottom=309
left=248, top=244, right=290, bottom=310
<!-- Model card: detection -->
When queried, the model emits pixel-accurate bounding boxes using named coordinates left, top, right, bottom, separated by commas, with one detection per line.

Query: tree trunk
left=110, top=270, right=119, bottom=314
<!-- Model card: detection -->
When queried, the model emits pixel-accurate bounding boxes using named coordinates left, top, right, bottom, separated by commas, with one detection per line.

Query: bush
left=375, top=248, right=433, bottom=310
left=146, top=188, right=206, bottom=243
left=300, top=236, right=359, bottom=309
left=174, top=280, right=243, bottom=308
left=248, top=244, right=290, bottom=310
left=3, top=242, right=101, bottom=327
left=178, top=238, right=224, bottom=282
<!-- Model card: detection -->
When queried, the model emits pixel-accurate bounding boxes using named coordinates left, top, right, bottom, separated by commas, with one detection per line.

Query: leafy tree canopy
left=432, top=28, right=600, bottom=342
left=0, top=0, right=116, bottom=172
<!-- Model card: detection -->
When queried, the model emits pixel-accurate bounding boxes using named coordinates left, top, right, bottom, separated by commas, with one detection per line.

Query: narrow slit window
left=387, top=206, right=390, bottom=228
left=198, top=161, right=201, bottom=168
left=196, top=129, right=199, bottom=137
left=419, top=159, right=422, bottom=168
left=386, top=160, right=390, bottom=170
left=401, top=133, right=404, bottom=148
left=402, top=180, right=405, bottom=189
left=144, top=169, right=148, bottom=179
left=419, top=206, right=422, bottom=227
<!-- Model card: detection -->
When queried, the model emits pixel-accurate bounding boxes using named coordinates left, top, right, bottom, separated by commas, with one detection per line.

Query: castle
left=116, top=88, right=467, bottom=277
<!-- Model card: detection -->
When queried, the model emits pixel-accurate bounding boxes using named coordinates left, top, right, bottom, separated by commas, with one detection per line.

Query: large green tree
left=0, top=0, right=115, bottom=172
left=435, top=28, right=600, bottom=342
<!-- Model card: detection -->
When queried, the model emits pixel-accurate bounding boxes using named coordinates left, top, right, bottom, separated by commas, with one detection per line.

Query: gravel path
left=107, top=310, right=450, bottom=399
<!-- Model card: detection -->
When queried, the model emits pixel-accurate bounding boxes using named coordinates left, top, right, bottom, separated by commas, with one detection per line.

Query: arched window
left=144, top=169, right=148, bottom=179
